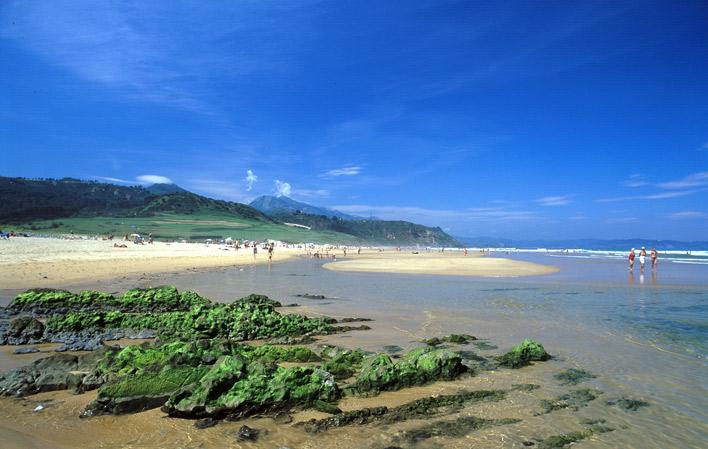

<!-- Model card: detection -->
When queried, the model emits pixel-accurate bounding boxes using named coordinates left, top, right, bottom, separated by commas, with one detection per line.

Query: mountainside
left=251, top=195, right=359, bottom=220
left=0, top=176, right=269, bottom=223
left=0, top=177, right=155, bottom=222
left=272, top=211, right=460, bottom=246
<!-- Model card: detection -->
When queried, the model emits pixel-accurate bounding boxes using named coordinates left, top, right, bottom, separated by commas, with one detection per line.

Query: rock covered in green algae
left=302, top=389, right=508, bottom=433
left=554, top=368, right=596, bottom=385
left=318, top=345, right=367, bottom=380
left=400, top=416, right=521, bottom=442
left=497, top=339, right=550, bottom=368
left=45, top=293, right=334, bottom=341
left=539, top=388, right=602, bottom=414
left=82, top=365, right=210, bottom=416
left=423, top=334, right=477, bottom=346
left=348, top=346, right=466, bottom=396
left=162, top=355, right=340, bottom=419
left=536, top=423, right=614, bottom=449
left=8, top=286, right=209, bottom=315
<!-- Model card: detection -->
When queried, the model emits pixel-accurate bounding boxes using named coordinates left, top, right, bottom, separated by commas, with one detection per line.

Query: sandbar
left=323, top=251, right=558, bottom=277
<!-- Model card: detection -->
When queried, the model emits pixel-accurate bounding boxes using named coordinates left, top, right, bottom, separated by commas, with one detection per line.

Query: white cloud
left=245, top=169, right=257, bottom=191
left=274, top=180, right=291, bottom=197
left=658, top=171, right=708, bottom=189
left=184, top=179, right=252, bottom=203
left=93, top=176, right=133, bottom=184
left=536, top=195, right=572, bottom=206
left=669, top=211, right=707, bottom=219
left=322, top=166, right=362, bottom=177
left=292, top=188, right=330, bottom=198
left=136, top=175, right=173, bottom=184
left=595, top=189, right=703, bottom=203
left=623, top=173, right=648, bottom=187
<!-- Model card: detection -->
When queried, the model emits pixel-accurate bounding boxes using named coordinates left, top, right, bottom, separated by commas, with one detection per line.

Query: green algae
left=401, top=416, right=521, bottom=442
left=319, top=346, right=367, bottom=380
left=423, top=334, right=477, bottom=346
left=512, top=383, right=540, bottom=392
left=348, top=346, right=466, bottom=396
left=554, top=368, right=596, bottom=385
left=540, top=388, right=602, bottom=414
left=536, top=423, right=614, bottom=449
left=163, top=356, right=340, bottom=419
left=303, top=389, right=509, bottom=433
left=497, top=339, right=550, bottom=368
left=606, top=397, right=650, bottom=411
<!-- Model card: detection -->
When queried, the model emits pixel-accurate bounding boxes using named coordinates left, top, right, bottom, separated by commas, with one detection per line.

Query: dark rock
left=237, top=425, right=259, bottom=441
left=472, top=340, right=498, bottom=350
left=195, top=417, right=218, bottom=429
left=4, top=317, right=45, bottom=345
left=339, top=318, right=373, bottom=323
left=382, top=345, right=403, bottom=354
left=313, top=400, right=342, bottom=415
left=13, top=347, right=40, bottom=354
left=400, top=416, right=521, bottom=442
left=0, top=353, right=79, bottom=396
left=295, top=294, right=326, bottom=299
left=423, top=334, right=477, bottom=346
left=303, top=389, right=507, bottom=433
left=273, top=411, right=293, bottom=424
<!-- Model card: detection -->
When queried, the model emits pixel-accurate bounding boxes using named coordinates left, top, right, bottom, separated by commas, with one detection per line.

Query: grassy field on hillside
left=3, top=213, right=357, bottom=243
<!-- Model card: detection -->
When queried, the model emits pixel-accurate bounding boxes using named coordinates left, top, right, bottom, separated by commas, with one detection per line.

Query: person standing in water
left=639, top=246, right=647, bottom=272
left=628, top=248, right=636, bottom=271
left=651, top=247, right=658, bottom=269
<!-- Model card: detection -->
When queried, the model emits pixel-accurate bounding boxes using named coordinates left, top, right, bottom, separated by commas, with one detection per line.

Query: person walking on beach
left=651, top=247, right=658, bottom=269
left=639, top=247, right=647, bottom=272
left=628, top=248, right=636, bottom=271
left=268, top=243, right=274, bottom=262
left=253, top=244, right=258, bottom=262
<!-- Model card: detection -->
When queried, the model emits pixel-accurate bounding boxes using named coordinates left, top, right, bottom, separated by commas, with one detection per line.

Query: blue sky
left=1, top=0, right=707, bottom=240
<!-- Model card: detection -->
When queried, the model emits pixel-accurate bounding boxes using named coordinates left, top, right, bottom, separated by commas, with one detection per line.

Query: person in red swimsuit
left=628, top=248, right=636, bottom=271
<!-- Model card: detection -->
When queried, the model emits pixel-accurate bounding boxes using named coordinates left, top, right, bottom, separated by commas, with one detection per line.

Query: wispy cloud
left=606, top=217, right=639, bottom=224
left=293, top=188, right=329, bottom=198
left=669, top=211, right=707, bottom=219
left=184, top=179, right=252, bottom=203
left=623, top=173, right=649, bottom=187
left=0, top=1, right=311, bottom=113
left=332, top=204, right=539, bottom=223
left=274, top=180, right=291, bottom=197
left=93, top=176, right=134, bottom=184
left=321, top=166, right=362, bottom=177
left=658, top=171, right=708, bottom=189
left=536, top=195, right=573, bottom=206
left=595, top=189, right=703, bottom=203
left=245, top=170, right=257, bottom=191
left=136, top=175, right=173, bottom=184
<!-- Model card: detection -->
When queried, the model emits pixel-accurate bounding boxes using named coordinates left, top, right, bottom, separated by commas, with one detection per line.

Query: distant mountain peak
left=145, top=183, right=187, bottom=195
left=250, top=195, right=359, bottom=220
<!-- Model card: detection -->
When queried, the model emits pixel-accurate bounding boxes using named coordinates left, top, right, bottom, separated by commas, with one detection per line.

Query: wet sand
left=323, top=251, right=559, bottom=277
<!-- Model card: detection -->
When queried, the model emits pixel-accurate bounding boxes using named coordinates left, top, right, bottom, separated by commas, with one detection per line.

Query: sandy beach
left=323, top=250, right=559, bottom=277
left=0, top=237, right=301, bottom=289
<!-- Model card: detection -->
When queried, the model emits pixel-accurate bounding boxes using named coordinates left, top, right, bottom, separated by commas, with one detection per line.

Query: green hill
left=271, top=211, right=460, bottom=246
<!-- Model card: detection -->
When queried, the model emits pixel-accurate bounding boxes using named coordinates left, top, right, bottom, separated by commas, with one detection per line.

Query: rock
left=382, top=345, right=403, bottom=354
left=302, top=389, right=507, bottom=433
left=295, top=294, right=326, bottom=299
left=319, top=346, right=367, bottom=380
left=400, top=416, right=521, bottom=442
left=13, top=347, right=40, bottom=354
left=313, top=400, right=342, bottom=415
left=423, top=334, right=477, bottom=346
left=349, top=347, right=466, bottom=396
left=273, top=411, right=293, bottom=424
left=4, top=317, right=45, bottom=345
left=339, top=318, right=373, bottom=323
left=0, top=353, right=79, bottom=396
left=237, top=425, right=259, bottom=441
left=162, top=356, right=340, bottom=419
left=194, top=417, right=218, bottom=429
left=497, top=339, right=549, bottom=368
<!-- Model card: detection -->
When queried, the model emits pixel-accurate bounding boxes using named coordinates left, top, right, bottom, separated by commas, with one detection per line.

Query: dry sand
left=0, top=237, right=301, bottom=289
left=323, top=250, right=558, bottom=277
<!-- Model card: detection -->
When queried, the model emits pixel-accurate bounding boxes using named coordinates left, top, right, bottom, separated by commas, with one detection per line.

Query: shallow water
left=0, top=255, right=706, bottom=448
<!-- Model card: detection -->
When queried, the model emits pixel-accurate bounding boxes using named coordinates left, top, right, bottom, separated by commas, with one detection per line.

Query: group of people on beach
left=628, top=247, right=657, bottom=272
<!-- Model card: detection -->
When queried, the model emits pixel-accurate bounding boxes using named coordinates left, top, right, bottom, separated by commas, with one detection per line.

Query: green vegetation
left=554, top=368, right=597, bottom=385
left=606, top=397, right=650, bottom=411
left=348, top=346, right=466, bottom=395
left=540, top=388, right=602, bottom=413
left=497, top=339, right=550, bottom=368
